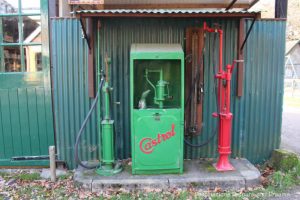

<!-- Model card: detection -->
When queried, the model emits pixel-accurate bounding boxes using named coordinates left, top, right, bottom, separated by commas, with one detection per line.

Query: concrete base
left=74, top=159, right=261, bottom=192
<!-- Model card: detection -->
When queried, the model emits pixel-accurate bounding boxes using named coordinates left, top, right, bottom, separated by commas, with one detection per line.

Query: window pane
left=2, top=16, right=19, bottom=43
left=4, top=46, right=21, bottom=72
left=23, top=16, right=41, bottom=43
left=0, top=0, right=18, bottom=14
left=24, top=45, right=42, bottom=72
left=22, top=0, right=40, bottom=14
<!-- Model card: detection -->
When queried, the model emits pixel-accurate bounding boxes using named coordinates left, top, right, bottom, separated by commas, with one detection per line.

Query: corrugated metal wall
left=241, top=19, right=286, bottom=162
left=51, top=18, right=286, bottom=169
left=51, top=18, right=98, bottom=168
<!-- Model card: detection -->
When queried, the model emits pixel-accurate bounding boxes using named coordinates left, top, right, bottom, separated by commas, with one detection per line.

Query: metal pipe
left=204, top=22, right=234, bottom=171
left=145, top=69, right=157, bottom=98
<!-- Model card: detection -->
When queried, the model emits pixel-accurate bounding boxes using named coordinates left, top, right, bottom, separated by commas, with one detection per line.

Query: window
left=0, top=0, right=42, bottom=72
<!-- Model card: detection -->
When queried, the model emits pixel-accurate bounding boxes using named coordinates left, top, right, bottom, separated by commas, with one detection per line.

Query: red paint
left=139, top=124, right=176, bottom=154
left=204, top=22, right=235, bottom=171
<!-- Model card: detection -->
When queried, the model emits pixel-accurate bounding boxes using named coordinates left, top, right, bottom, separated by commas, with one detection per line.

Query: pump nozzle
left=138, top=90, right=151, bottom=109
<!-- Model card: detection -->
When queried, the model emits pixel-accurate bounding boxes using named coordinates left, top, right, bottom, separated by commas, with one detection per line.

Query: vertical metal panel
left=51, top=18, right=98, bottom=169
left=242, top=19, right=286, bottom=163
left=52, top=18, right=286, bottom=169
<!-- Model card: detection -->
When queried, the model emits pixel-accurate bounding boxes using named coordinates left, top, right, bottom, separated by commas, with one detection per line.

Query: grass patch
left=57, top=172, right=71, bottom=180
left=0, top=171, right=8, bottom=177
left=15, top=173, right=41, bottom=181
left=284, top=96, right=300, bottom=108
left=267, top=162, right=300, bottom=192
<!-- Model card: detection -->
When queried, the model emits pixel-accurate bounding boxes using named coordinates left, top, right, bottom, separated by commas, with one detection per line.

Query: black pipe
left=240, top=18, right=257, bottom=52
left=74, top=78, right=105, bottom=169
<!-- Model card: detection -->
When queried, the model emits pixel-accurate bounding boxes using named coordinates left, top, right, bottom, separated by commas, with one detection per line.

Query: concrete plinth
left=74, top=159, right=261, bottom=192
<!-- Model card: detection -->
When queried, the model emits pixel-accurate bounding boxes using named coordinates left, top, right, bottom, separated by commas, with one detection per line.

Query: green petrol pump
left=96, top=58, right=123, bottom=176
left=130, top=44, right=184, bottom=174
left=74, top=56, right=122, bottom=176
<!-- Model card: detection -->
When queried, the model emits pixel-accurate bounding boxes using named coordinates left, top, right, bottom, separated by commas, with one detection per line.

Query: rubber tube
left=74, top=78, right=105, bottom=169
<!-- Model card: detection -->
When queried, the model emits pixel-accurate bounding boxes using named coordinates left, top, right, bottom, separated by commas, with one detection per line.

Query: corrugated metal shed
left=68, top=0, right=258, bottom=9
left=75, top=9, right=259, bottom=14
left=74, top=9, right=260, bottom=18
left=51, top=19, right=99, bottom=168
left=241, top=19, right=285, bottom=162
left=51, top=18, right=286, bottom=169
left=100, top=0, right=251, bottom=4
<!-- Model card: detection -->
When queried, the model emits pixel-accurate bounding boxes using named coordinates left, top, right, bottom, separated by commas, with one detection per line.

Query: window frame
left=0, top=0, right=43, bottom=73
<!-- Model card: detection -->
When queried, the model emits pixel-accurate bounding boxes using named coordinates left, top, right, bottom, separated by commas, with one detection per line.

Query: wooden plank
left=79, top=12, right=258, bottom=18
left=101, top=3, right=249, bottom=9
left=185, top=27, right=204, bottom=136
left=226, top=0, right=238, bottom=10
left=275, top=0, right=288, bottom=18
left=237, top=18, right=245, bottom=97
left=8, top=89, right=22, bottom=157
left=18, top=88, right=32, bottom=156
left=36, top=87, right=48, bottom=155
left=0, top=89, right=14, bottom=158
left=88, top=18, right=95, bottom=98
left=68, top=0, right=104, bottom=4
left=26, top=88, right=41, bottom=155
left=0, top=90, right=6, bottom=158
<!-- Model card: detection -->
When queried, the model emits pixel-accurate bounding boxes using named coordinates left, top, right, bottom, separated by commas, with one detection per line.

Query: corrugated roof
left=75, top=9, right=259, bottom=15
left=69, top=0, right=260, bottom=10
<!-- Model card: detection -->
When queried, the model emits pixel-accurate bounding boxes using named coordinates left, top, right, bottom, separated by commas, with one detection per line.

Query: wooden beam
left=102, top=3, right=249, bottom=9
left=237, top=18, right=245, bottom=97
left=69, top=2, right=250, bottom=9
left=226, top=0, right=238, bottom=10
left=87, top=18, right=95, bottom=98
left=275, top=0, right=288, bottom=18
left=79, top=12, right=258, bottom=18
left=185, top=27, right=204, bottom=136
left=68, top=0, right=104, bottom=4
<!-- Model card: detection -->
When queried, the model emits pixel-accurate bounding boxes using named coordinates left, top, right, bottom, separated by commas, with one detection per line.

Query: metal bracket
left=79, top=17, right=91, bottom=50
left=240, top=17, right=257, bottom=52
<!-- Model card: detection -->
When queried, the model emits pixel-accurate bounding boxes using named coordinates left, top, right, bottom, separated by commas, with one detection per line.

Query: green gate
left=0, top=0, right=54, bottom=166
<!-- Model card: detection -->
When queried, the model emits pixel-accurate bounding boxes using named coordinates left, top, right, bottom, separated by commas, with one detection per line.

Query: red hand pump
left=203, top=22, right=236, bottom=171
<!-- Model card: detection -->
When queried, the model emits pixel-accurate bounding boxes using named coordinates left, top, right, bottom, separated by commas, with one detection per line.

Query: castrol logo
left=139, top=124, right=175, bottom=154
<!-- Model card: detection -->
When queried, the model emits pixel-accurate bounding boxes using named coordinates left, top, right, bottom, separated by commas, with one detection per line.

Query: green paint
left=96, top=60, right=122, bottom=176
left=0, top=0, right=54, bottom=166
left=52, top=18, right=286, bottom=169
left=130, top=44, right=184, bottom=174
left=144, top=68, right=171, bottom=108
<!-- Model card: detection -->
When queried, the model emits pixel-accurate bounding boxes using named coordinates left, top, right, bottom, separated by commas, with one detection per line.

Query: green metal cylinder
left=156, top=81, right=166, bottom=108
left=101, top=119, right=114, bottom=167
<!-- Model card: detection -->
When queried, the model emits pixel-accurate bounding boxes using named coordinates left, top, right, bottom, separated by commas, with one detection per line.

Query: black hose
left=184, top=32, right=219, bottom=148
left=74, top=78, right=105, bottom=169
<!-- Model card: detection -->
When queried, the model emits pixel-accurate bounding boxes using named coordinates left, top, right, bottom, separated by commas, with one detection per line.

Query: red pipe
left=203, top=22, right=234, bottom=171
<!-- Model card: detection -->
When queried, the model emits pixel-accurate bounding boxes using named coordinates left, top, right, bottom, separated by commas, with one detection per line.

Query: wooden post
left=49, top=146, right=56, bottom=182
left=275, top=0, right=288, bottom=18
left=237, top=18, right=245, bottom=97
left=87, top=18, right=96, bottom=98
